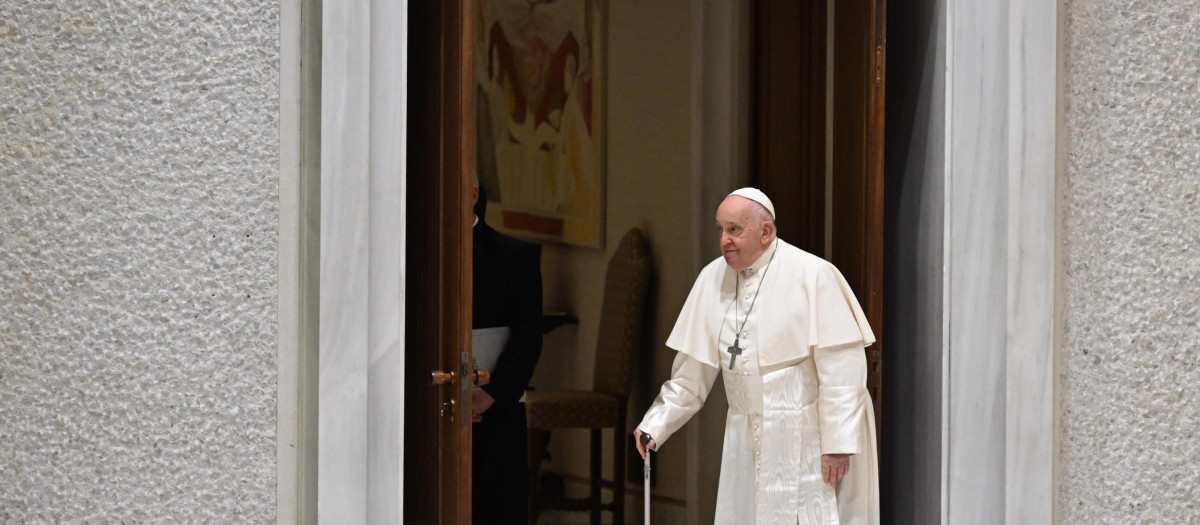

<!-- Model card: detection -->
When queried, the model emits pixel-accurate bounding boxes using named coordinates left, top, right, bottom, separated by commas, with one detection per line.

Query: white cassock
left=637, top=239, right=879, bottom=525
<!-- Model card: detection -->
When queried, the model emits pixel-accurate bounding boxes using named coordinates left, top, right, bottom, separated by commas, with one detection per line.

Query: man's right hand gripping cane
left=636, top=430, right=655, bottom=524
left=634, top=429, right=656, bottom=459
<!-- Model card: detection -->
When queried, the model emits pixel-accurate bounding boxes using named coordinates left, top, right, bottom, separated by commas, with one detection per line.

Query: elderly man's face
left=715, top=196, right=772, bottom=270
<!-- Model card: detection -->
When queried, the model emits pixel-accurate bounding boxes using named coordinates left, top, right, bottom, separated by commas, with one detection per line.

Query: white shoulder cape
left=665, top=239, right=875, bottom=368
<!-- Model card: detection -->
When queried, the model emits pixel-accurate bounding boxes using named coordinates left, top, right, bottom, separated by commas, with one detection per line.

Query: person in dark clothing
left=471, top=177, right=542, bottom=524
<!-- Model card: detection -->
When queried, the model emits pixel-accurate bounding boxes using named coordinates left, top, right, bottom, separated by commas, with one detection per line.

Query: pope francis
left=633, top=188, right=879, bottom=525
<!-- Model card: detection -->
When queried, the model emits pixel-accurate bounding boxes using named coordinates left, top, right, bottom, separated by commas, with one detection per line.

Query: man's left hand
left=822, top=454, right=851, bottom=487
left=471, top=388, right=495, bottom=422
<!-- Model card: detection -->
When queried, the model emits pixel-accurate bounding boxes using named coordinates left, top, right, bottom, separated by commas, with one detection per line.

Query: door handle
left=431, top=370, right=457, bottom=385
left=432, top=351, right=472, bottom=426
left=470, top=369, right=491, bottom=386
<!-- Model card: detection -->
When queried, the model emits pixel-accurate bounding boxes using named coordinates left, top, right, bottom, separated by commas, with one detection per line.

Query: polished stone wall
left=0, top=1, right=279, bottom=521
left=315, top=0, right=408, bottom=522
left=1061, top=0, right=1200, bottom=521
left=938, top=0, right=1060, bottom=522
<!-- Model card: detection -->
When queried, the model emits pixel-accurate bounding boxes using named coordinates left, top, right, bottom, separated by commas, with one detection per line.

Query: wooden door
left=404, top=0, right=476, bottom=523
left=831, top=0, right=886, bottom=434
left=751, top=0, right=827, bottom=255
left=751, top=0, right=886, bottom=435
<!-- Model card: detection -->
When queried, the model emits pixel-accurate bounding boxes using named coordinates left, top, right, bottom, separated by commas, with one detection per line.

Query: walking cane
left=639, top=433, right=654, bottom=524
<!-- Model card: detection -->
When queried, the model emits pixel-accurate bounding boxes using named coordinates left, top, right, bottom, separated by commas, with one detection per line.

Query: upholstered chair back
left=591, top=228, right=651, bottom=397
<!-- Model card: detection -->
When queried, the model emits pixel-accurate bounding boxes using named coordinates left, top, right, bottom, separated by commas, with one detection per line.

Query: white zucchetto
left=727, top=187, right=776, bottom=221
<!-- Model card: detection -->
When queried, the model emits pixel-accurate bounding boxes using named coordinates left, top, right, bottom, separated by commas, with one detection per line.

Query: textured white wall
left=0, top=1, right=279, bottom=522
left=1062, top=0, right=1200, bottom=522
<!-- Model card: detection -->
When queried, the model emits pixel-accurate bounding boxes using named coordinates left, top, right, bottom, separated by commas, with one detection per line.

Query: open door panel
left=405, top=0, right=475, bottom=523
left=831, top=0, right=886, bottom=437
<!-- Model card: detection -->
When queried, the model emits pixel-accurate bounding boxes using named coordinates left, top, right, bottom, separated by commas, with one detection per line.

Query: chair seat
left=525, top=390, right=622, bottom=429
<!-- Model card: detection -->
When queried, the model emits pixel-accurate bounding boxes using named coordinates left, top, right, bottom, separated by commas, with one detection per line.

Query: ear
left=761, top=220, right=776, bottom=245
left=471, top=184, right=480, bottom=206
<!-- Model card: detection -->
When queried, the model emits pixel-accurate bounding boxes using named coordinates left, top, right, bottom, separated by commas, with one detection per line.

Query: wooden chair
left=525, top=228, right=651, bottom=525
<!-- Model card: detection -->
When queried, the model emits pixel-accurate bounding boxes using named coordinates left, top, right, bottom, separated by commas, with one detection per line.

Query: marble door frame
left=276, top=0, right=1065, bottom=521
left=942, top=0, right=1062, bottom=522
left=278, top=0, right=321, bottom=522
left=303, top=0, right=409, bottom=522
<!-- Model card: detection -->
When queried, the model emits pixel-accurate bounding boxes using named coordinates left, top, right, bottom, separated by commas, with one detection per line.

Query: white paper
left=472, top=326, right=511, bottom=373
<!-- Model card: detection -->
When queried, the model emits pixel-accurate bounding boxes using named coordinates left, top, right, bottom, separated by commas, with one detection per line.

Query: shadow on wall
left=881, top=0, right=946, bottom=523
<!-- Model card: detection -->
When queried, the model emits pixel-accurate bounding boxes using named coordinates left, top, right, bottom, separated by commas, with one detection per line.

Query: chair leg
left=528, top=428, right=548, bottom=524
left=590, top=428, right=602, bottom=525
left=612, top=425, right=626, bottom=525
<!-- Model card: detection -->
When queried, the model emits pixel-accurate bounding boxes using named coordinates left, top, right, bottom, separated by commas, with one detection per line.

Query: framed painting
left=474, top=0, right=606, bottom=248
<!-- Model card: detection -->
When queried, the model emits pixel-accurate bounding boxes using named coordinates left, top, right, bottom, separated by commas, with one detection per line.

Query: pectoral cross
left=728, top=338, right=743, bottom=369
